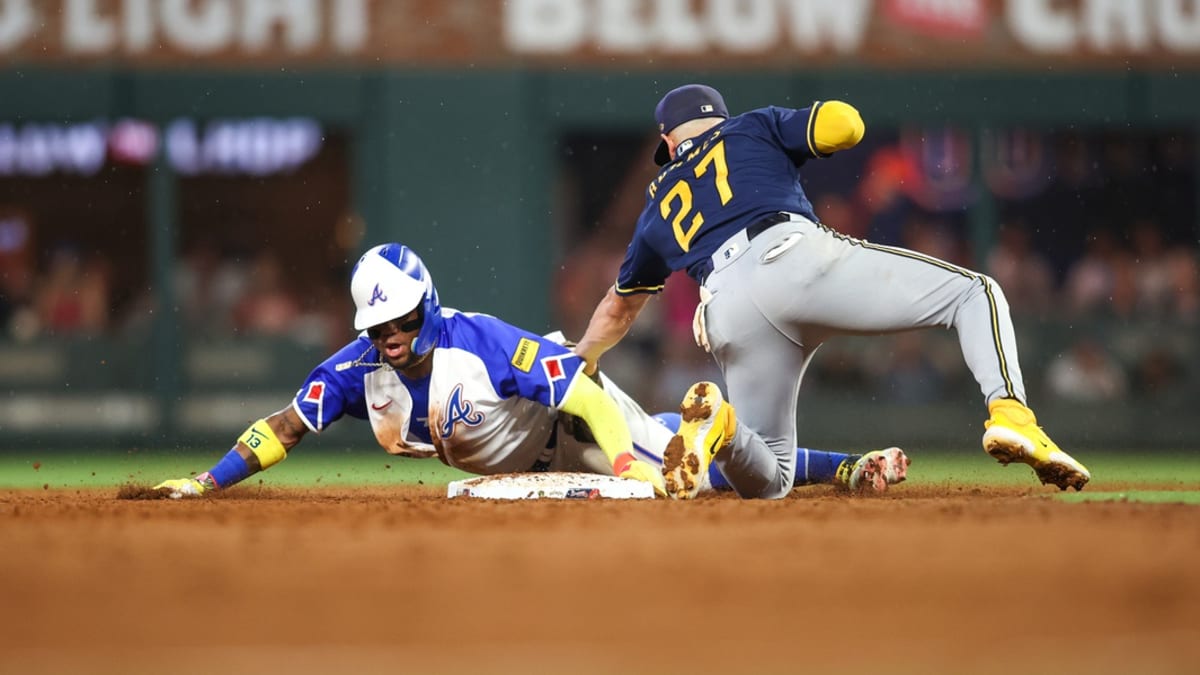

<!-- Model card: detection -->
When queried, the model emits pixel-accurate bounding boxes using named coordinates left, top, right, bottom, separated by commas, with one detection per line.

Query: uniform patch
left=542, top=355, right=567, bottom=382
left=303, top=382, right=325, bottom=403
left=511, top=337, right=539, bottom=373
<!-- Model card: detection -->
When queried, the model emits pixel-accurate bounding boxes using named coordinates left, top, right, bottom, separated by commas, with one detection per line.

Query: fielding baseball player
left=573, top=84, right=1090, bottom=500
left=155, top=243, right=908, bottom=499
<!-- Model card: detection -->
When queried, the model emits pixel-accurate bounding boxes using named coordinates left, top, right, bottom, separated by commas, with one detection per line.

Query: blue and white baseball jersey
left=290, top=309, right=669, bottom=476
left=617, top=104, right=828, bottom=293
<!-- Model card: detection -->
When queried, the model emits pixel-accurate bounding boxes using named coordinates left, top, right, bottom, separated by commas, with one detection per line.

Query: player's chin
left=384, top=353, right=416, bottom=370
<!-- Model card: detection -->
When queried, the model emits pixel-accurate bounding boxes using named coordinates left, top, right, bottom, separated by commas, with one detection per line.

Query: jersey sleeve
left=291, top=337, right=373, bottom=432
left=758, top=104, right=827, bottom=163
left=614, top=222, right=672, bottom=296
left=450, top=313, right=587, bottom=409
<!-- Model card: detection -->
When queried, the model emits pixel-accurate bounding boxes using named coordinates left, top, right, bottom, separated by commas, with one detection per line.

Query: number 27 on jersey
left=652, top=138, right=734, bottom=252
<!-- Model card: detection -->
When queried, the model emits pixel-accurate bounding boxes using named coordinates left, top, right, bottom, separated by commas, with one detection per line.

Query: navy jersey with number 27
left=616, top=103, right=830, bottom=293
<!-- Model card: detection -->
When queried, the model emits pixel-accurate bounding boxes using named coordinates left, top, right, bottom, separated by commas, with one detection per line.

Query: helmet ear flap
left=412, top=273, right=443, bottom=356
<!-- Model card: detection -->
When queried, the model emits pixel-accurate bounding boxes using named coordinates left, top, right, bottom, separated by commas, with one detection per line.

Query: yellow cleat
left=663, top=381, right=737, bottom=500
left=982, top=398, right=1090, bottom=491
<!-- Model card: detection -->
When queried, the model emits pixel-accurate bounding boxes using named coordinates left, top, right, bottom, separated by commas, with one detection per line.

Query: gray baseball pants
left=700, top=213, right=1024, bottom=499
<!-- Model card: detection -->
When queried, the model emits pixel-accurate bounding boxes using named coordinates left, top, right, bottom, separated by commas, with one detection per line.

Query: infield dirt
left=2, top=483, right=1198, bottom=674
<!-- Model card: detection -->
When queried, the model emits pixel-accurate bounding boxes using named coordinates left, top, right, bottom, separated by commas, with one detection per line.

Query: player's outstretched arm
left=573, top=286, right=651, bottom=375
left=153, top=407, right=309, bottom=498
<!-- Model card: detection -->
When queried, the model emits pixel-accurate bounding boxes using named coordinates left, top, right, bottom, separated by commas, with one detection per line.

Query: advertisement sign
left=0, top=0, right=1194, bottom=68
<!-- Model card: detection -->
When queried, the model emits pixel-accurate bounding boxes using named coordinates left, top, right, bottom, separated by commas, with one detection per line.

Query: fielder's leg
left=698, top=275, right=811, bottom=499
left=651, top=413, right=908, bottom=491
left=748, top=218, right=1087, bottom=490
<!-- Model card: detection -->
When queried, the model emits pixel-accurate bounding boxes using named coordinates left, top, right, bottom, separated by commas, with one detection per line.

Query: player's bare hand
left=618, top=459, right=667, bottom=498
left=152, top=477, right=208, bottom=499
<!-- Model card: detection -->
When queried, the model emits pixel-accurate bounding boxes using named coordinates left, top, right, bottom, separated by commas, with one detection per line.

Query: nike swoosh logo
left=371, top=401, right=393, bottom=411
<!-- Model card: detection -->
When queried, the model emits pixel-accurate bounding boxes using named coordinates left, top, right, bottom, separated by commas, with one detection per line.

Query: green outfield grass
left=1, top=448, right=1197, bottom=503
left=0, top=447, right=473, bottom=490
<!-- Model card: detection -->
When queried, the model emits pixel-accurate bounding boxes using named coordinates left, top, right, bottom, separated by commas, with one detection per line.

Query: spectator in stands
left=34, top=244, right=110, bottom=336
left=857, top=146, right=920, bottom=247
left=1128, top=218, right=1178, bottom=317
left=1165, top=248, right=1200, bottom=321
left=1063, top=228, right=1136, bottom=318
left=1134, top=220, right=1200, bottom=322
left=231, top=252, right=300, bottom=336
left=986, top=219, right=1056, bottom=317
left=813, top=192, right=867, bottom=240
left=900, top=215, right=967, bottom=267
left=869, top=333, right=947, bottom=404
left=1131, top=347, right=1189, bottom=400
left=175, top=238, right=249, bottom=338
left=0, top=221, right=34, bottom=340
left=1045, top=338, right=1128, bottom=402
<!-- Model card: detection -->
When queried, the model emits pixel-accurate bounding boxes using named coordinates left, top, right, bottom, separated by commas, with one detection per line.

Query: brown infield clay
left=2, top=482, right=1199, bottom=675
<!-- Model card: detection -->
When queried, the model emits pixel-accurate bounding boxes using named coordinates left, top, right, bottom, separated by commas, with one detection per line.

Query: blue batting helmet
left=350, top=243, right=443, bottom=356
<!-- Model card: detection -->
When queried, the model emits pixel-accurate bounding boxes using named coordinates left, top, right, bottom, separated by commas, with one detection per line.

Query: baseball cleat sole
left=663, top=382, right=734, bottom=500
left=983, top=427, right=1090, bottom=491
left=837, top=447, right=911, bottom=492
left=856, top=447, right=911, bottom=492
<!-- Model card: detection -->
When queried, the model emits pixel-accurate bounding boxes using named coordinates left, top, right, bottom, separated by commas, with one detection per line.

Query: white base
left=447, top=472, right=656, bottom=500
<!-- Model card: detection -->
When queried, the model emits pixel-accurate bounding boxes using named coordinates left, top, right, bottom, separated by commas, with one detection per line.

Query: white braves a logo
left=369, top=284, right=387, bottom=306
left=440, top=383, right=484, bottom=438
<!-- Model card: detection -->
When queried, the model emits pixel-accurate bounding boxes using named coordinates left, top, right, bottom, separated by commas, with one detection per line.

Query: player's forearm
left=573, top=287, right=649, bottom=372
left=201, top=408, right=307, bottom=489
left=558, top=373, right=637, bottom=473
left=813, top=101, right=864, bottom=154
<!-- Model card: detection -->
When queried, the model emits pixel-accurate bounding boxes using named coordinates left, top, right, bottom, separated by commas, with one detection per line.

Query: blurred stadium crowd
left=553, top=128, right=1199, bottom=412
left=0, top=235, right=350, bottom=352
left=1, top=127, right=1196, bottom=414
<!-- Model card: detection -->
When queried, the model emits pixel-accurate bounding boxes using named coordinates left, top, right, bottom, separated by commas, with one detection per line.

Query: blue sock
left=704, top=449, right=852, bottom=489
left=207, top=448, right=252, bottom=488
left=708, top=462, right=731, bottom=490
left=794, top=449, right=851, bottom=485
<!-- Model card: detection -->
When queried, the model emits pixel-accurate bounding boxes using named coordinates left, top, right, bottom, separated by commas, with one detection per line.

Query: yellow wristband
left=238, top=419, right=287, bottom=469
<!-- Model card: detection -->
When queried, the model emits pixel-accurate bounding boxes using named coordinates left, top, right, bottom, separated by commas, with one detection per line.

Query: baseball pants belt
left=695, top=211, right=793, bottom=285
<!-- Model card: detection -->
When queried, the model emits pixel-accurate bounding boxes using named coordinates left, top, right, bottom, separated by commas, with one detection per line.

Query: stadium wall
left=0, top=67, right=1197, bottom=450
